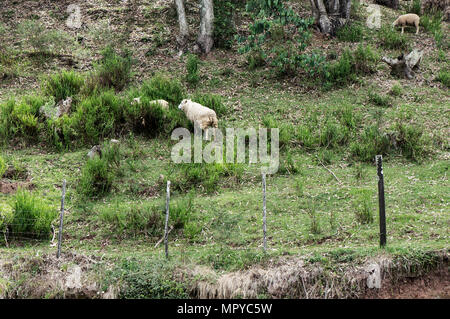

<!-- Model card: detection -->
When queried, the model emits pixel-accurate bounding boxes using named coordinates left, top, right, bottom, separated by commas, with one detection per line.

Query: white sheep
left=132, top=97, right=170, bottom=110
left=150, top=99, right=169, bottom=110
left=392, top=13, right=420, bottom=34
left=178, top=99, right=218, bottom=138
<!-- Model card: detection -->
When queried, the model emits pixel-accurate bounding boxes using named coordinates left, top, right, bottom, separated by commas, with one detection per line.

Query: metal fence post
left=262, top=173, right=267, bottom=252
left=376, top=155, right=386, bottom=247
left=164, top=181, right=171, bottom=259
left=57, top=179, right=66, bottom=258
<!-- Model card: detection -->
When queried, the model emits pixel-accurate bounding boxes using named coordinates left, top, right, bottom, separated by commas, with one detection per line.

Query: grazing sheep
left=132, top=97, right=169, bottom=110
left=392, top=13, right=420, bottom=34
left=150, top=99, right=169, bottom=110
left=178, top=99, right=218, bottom=138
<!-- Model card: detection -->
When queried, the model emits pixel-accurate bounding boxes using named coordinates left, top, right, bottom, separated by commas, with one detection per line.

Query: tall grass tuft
left=42, top=70, right=84, bottom=101
left=12, top=189, right=57, bottom=238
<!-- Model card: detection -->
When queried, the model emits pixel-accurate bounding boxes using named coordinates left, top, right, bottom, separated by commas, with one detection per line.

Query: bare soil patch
left=0, top=180, right=35, bottom=194
left=363, top=267, right=450, bottom=299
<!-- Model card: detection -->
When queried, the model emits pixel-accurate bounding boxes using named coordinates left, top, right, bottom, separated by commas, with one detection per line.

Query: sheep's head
left=178, top=99, right=190, bottom=110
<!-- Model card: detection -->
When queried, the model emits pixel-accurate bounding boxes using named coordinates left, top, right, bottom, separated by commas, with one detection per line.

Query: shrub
left=139, top=75, right=184, bottom=107
left=378, top=25, right=409, bottom=50
left=213, top=0, right=240, bottom=49
left=325, top=50, right=356, bottom=86
left=0, top=96, right=45, bottom=142
left=74, top=90, right=122, bottom=143
left=336, top=23, right=364, bottom=42
left=325, top=44, right=378, bottom=86
left=238, top=0, right=316, bottom=75
left=78, top=156, right=114, bottom=197
left=11, top=189, right=57, bottom=238
left=192, top=93, right=227, bottom=116
left=42, top=70, right=84, bottom=102
left=78, top=142, right=124, bottom=197
left=186, top=54, right=200, bottom=87
left=123, top=96, right=188, bottom=137
left=353, top=44, right=378, bottom=73
left=84, top=46, right=134, bottom=93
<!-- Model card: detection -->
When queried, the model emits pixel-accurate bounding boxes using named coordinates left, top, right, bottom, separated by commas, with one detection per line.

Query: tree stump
left=382, top=49, right=423, bottom=79
left=310, top=0, right=352, bottom=35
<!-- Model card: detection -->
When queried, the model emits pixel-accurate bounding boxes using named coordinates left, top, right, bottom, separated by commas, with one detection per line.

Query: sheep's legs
left=401, top=27, right=404, bottom=34
left=416, top=25, right=419, bottom=34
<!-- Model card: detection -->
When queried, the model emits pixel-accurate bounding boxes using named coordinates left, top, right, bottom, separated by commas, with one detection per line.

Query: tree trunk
left=310, top=0, right=352, bottom=35
left=174, top=0, right=189, bottom=54
left=375, top=0, right=399, bottom=10
left=197, top=0, right=214, bottom=54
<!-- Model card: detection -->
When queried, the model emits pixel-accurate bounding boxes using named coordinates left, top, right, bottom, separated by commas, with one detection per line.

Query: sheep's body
left=393, top=14, right=420, bottom=34
left=178, top=99, right=218, bottom=136
left=150, top=99, right=169, bottom=110
left=132, top=97, right=169, bottom=110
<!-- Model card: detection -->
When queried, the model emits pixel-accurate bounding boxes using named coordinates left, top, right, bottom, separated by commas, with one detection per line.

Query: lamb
left=178, top=99, right=218, bottom=138
left=392, top=13, right=420, bottom=34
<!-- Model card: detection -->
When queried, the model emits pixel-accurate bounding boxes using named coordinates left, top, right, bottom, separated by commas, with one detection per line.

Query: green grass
left=0, top=0, right=448, bottom=298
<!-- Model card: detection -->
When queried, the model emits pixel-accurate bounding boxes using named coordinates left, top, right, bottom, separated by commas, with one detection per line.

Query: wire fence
left=1, top=155, right=388, bottom=259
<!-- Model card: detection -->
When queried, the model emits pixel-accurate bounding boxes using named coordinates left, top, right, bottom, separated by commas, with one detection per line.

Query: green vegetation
left=17, top=20, right=73, bottom=55
left=436, top=68, right=449, bottom=87
left=10, top=189, right=57, bottom=238
left=186, top=54, right=200, bottom=87
left=378, top=25, right=409, bottom=50
left=42, top=70, right=84, bottom=102
left=0, top=0, right=448, bottom=299
left=337, top=22, right=364, bottom=42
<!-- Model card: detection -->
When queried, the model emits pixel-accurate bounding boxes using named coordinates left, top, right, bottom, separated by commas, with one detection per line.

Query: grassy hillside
left=0, top=0, right=448, bottom=298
